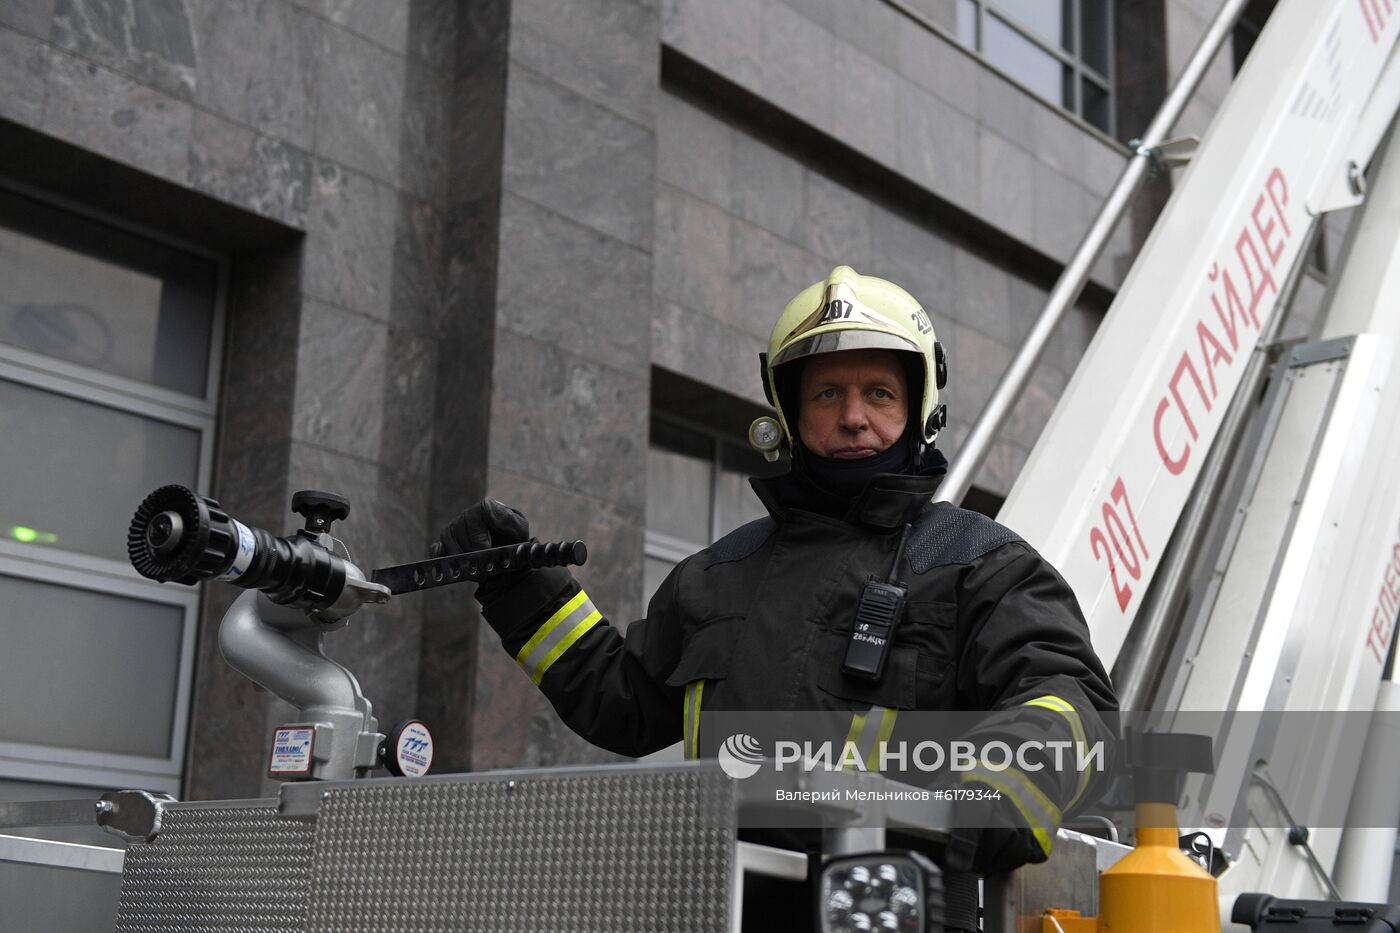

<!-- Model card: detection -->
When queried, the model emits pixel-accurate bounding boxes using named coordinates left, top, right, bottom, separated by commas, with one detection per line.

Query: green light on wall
left=8, top=526, right=59, bottom=545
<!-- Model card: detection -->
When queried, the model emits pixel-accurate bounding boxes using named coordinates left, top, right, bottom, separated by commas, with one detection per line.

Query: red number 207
left=1088, top=477, right=1150, bottom=612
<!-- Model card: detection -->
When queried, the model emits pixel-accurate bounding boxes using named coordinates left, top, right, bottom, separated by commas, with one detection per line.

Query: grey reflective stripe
left=842, top=706, right=899, bottom=770
left=963, top=764, right=1061, bottom=857
left=1023, top=695, right=1093, bottom=809
left=514, top=590, right=602, bottom=685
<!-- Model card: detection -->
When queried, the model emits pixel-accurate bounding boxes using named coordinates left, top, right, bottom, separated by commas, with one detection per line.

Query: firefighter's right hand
left=431, top=499, right=531, bottom=558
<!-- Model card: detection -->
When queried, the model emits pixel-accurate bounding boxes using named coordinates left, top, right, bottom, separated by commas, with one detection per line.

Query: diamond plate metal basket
left=114, top=763, right=738, bottom=933
left=116, top=800, right=316, bottom=932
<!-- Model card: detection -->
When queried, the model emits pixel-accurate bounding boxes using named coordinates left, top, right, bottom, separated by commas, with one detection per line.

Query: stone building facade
left=0, top=0, right=1346, bottom=805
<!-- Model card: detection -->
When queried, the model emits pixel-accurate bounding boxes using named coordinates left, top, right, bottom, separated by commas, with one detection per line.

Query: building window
left=644, top=414, right=783, bottom=605
left=0, top=183, right=224, bottom=799
left=956, top=0, right=1115, bottom=135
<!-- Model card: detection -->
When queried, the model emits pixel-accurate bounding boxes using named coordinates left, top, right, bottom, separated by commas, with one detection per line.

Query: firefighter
left=436, top=266, right=1117, bottom=914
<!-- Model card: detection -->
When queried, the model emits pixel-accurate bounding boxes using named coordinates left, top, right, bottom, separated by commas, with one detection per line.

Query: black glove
left=431, top=499, right=530, bottom=557
left=942, top=787, right=1049, bottom=876
left=431, top=499, right=532, bottom=600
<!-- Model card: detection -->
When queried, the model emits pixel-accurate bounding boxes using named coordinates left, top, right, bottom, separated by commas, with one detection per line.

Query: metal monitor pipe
left=126, top=484, right=588, bottom=781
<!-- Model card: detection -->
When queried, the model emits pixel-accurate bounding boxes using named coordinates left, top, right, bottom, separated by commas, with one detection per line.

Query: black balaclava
left=778, top=352, right=929, bottom=500
left=800, top=423, right=917, bottom=496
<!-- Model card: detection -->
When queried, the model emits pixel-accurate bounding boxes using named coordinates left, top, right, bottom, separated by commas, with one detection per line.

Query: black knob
left=291, top=490, right=350, bottom=533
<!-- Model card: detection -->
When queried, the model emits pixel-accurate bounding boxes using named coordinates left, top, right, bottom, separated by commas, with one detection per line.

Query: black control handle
left=370, top=540, right=588, bottom=595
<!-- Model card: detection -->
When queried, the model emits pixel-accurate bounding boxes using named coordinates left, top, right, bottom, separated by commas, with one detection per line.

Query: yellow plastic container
left=1097, top=803, right=1220, bottom=932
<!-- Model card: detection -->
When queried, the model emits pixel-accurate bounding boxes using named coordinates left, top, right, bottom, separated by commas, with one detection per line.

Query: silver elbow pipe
left=218, top=590, right=366, bottom=715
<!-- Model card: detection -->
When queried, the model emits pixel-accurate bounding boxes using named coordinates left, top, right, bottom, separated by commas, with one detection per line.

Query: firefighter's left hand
left=430, top=499, right=530, bottom=557
left=941, top=789, right=1049, bottom=876
left=430, top=499, right=534, bottom=604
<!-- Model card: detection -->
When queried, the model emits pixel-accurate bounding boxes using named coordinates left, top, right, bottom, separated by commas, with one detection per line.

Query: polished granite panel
left=829, top=0, right=906, bottom=65
left=975, top=65, right=1038, bottom=152
left=659, top=0, right=762, bottom=89
left=758, top=0, right=832, bottom=133
left=291, top=299, right=388, bottom=462
left=0, top=0, right=56, bottom=37
left=650, top=300, right=765, bottom=407
left=42, top=48, right=194, bottom=183
left=378, top=322, right=436, bottom=480
left=895, top=79, right=978, bottom=214
left=287, top=0, right=410, bottom=56
left=1030, top=104, right=1088, bottom=180
left=1005, top=358, right=1068, bottom=454
left=487, top=330, right=649, bottom=512
left=802, top=169, right=874, bottom=268
left=827, top=42, right=900, bottom=172
left=445, top=54, right=508, bottom=206
left=655, top=91, right=733, bottom=210
left=496, top=193, right=651, bottom=375
left=728, top=218, right=827, bottom=341
left=313, top=23, right=406, bottom=183
left=220, top=243, right=304, bottom=451
left=945, top=320, right=1013, bottom=426
left=387, top=193, right=443, bottom=334
left=51, top=0, right=197, bottom=99
left=952, top=245, right=1013, bottom=339
left=304, top=159, right=397, bottom=320
left=189, top=110, right=313, bottom=228
left=399, top=51, right=452, bottom=202
left=1032, top=159, right=1095, bottom=265
left=653, top=184, right=733, bottom=325
left=730, top=127, right=805, bottom=243
left=406, top=0, right=456, bottom=70
left=895, top=12, right=976, bottom=114
left=0, top=27, right=49, bottom=125
left=867, top=205, right=957, bottom=319
left=509, top=0, right=657, bottom=127
left=977, top=128, right=1036, bottom=248
left=502, top=64, right=654, bottom=250
left=194, top=0, right=320, bottom=150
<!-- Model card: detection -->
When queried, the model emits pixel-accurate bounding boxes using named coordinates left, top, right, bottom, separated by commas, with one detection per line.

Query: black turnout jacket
left=479, top=470, right=1118, bottom=854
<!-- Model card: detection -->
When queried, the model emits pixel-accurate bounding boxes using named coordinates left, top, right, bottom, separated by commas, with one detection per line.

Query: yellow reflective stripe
left=867, top=707, right=899, bottom=771
left=1024, top=695, right=1092, bottom=809
left=683, top=684, right=694, bottom=758
left=529, top=609, right=601, bottom=685
left=516, top=590, right=588, bottom=662
left=514, top=590, right=602, bottom=685
left=962, top=764, right=1062, bottom=858
left=683, top=680, right=705, bottom=759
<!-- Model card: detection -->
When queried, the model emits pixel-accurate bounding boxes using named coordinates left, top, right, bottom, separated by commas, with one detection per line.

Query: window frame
left=0, top=178, right=227, bottom=796
left=958, top=0, right=1116, bottom=137
left=644, top=411, right=774, bottom=583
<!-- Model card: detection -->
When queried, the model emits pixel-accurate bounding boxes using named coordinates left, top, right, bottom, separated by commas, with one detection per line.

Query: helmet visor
left=770, top=329, right=921, bottom=368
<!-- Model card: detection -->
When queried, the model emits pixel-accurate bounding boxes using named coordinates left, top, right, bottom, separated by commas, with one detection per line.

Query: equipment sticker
left=393, top=721, right=433, bottom=777
left=219, top=520, right=257, bottom=580
left=269, top=727, right=315, bottom=776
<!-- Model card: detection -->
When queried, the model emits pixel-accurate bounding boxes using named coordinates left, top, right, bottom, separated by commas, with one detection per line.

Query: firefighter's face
left=796, top=348, right=908, bottom=459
